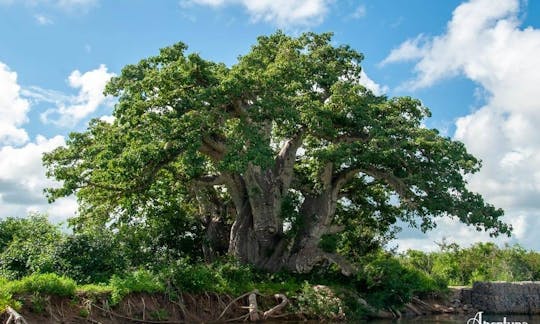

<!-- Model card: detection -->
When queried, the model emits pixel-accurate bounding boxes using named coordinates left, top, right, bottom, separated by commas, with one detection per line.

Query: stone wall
left=470, top=282, right=540, bottom=314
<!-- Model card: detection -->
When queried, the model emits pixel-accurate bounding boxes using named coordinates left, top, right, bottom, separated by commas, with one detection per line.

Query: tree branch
left=274, top=130, right=304, bottom=194
left=331, top=167, right=359, bottom=194
left=359, top=166, right=416, bottom=204
left=332, top=165, right=418, bottom=208
left=325, top=225, right=345, bottom=235
left=321, top=162, right=334, bottom=190
left=192, top=174, right=227, bottom=187
left=323, top=252, right=357, bottom=276
left=200, top=135, right=226, bottom=161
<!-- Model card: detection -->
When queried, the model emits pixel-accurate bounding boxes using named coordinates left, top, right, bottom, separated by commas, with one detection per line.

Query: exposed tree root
left=263, top=294, right=288, bottom=319
left=91, top=303, right=186, bottom=323
left=247, top=292, right=260, bottom=321
left=3, top=290, right=295, bottom=323
left=5, top=307, right=28, bottom=324
left=214, top=290, right=253, bottom=321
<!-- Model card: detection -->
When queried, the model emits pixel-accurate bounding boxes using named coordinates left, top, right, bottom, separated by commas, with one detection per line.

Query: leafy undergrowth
left=0, top=259, right=447, bottom=322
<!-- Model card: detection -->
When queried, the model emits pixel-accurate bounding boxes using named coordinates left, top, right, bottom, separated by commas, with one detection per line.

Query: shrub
left=109, top=270, right=164, bottom=304
left=53, top=229, right=127, bottom=284
left=160, top=259, right=217, bottom=293
left=295, top=282, right=345, bottom=320
left=9, top=273, right=76, bottom=297
left=355, top=252, right=446, bottom=309
left=0, top=214, right=63, bottom=279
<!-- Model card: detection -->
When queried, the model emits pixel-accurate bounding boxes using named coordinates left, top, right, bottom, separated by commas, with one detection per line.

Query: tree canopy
left=43, top=32, right=510, bottom=274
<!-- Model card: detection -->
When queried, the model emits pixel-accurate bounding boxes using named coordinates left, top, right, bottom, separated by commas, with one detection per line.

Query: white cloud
left=184, top=0, right=330, bottom=27
left=0, top=62, right=30, bottom=146
left=385, top=0, right=540, bottom=251
left=34, top=13, right=53, bottom=25
left=380, top=34, right=427, bottom=66
left=0, top=64, right=79, bottom=223
left=39, top=64, right=115, bottom=127
left=0, top=135, right=77, bottom=222
left=99, top=115, right=115, bottom=124
left=358, top=70, right=387, bottom=96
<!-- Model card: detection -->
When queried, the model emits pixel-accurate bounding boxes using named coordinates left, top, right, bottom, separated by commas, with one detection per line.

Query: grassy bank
left=0, top=258, right=447, bottom=322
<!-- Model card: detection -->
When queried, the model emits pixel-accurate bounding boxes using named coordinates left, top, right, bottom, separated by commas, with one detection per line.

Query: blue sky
left=1, top=0, right=539, bottom=251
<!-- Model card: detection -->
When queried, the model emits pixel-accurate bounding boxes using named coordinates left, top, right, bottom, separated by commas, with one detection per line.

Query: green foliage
left=29, top=292, right=46, bottom=313
left=295, top=282, right=345, bottom=320
left=0, top=276, right=20, bottom=313
left=114, top=206, right=205, bottom=270
left=356, top=251, right=446, bottom=309
left=400, top=241, right=540, bottom=286
left=53, top=228, right=127, bottom=284
left=8, top=273, right=76, bottom=297
left=109, top=270, right=165, bottom=305
left=76, top=284, right=112, bottom=297
left=161, top=259, right=257, bottom=294
left=160, top=259, right=217, bottom=294
left=0, top=215, right=63, bottom=279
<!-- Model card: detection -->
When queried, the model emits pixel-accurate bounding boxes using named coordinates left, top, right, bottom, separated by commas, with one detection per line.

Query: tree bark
left=227, top=166, right=289, bottom=270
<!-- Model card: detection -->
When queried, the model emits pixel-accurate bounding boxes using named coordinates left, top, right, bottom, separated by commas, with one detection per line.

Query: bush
left=296, top=282, right=345, bottom=320
left=355, top=252, right=446, bottom=309
left=8, top=273, right=76, bottom=297
left=401, top=242, right=540, bottom=286
left=0, top=214, right=63, bottom=279
left=109, top=270, right=164, bottom=304
left=53, top=229, right=127, bottom=284
left=160, top=259, right=217, bottom=293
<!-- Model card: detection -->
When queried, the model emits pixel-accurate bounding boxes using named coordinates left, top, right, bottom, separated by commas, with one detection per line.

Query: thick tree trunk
left=284, top=189, right=355, bottom=275
left=219, top=133, right=354, bottom=274
left=227, top=166, right=289, bottom=270
left=226, top=171, right=354, bottom=274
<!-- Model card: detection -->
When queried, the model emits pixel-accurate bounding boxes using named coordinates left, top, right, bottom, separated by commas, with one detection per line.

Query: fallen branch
left=5, top=307, right=28, bottom=324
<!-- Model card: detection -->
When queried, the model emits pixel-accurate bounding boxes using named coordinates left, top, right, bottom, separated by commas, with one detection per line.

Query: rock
left=471, top=281, right=540, bottom=314
left=461, top=288, right=472, bottom=305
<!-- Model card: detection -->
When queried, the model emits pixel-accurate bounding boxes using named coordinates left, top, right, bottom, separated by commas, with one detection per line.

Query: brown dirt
left=1, top=291, right=299, bottom=323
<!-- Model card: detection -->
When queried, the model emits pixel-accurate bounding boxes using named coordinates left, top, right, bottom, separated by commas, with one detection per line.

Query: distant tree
left=43, top=32, right=510, bottom=274
left=53, top=228, right=127, bottom=284
left=0, top=214, right=63, bottom=279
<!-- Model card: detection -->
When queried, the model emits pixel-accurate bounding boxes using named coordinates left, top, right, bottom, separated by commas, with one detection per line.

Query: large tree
left=43, top=32, right=510, bottom=274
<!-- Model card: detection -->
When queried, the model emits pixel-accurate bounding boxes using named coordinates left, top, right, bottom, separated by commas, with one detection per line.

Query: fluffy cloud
left=39, top=64, right=115, bottom=127
left=0, top=62, right=30, bottom=146
left=0, top=63, right=81, bottom=222
left=383, top=0, right=540, bottom=250
left=0, top=135, right=77, bottom=222
left=184, top=0, right=330, bottom=27
left=358, top=70, right=388, bottom=96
